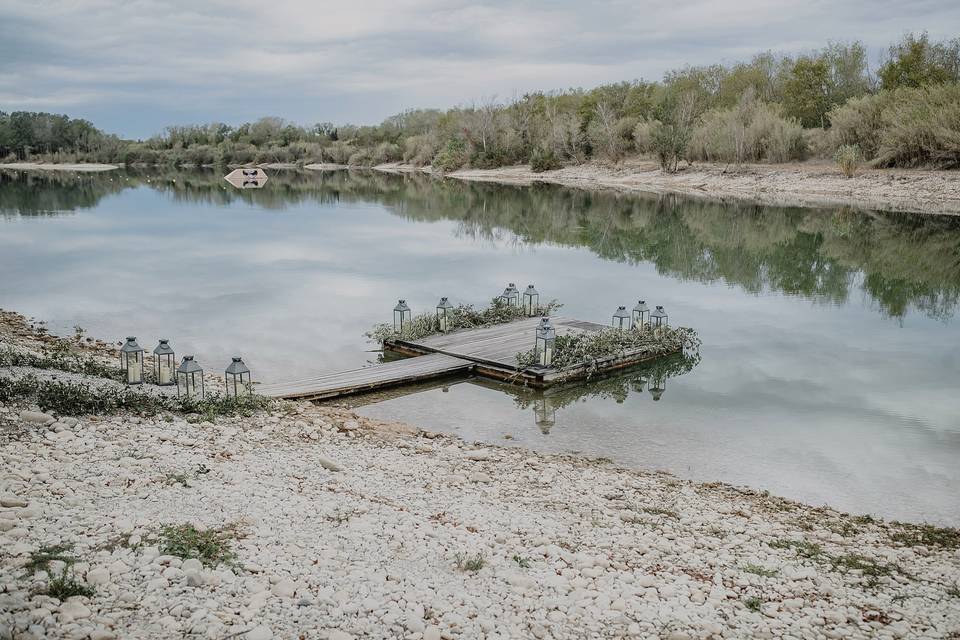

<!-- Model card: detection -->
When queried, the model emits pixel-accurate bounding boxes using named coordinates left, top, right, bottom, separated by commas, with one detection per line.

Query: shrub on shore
left=834, top=145, right=862, bottom=177
left=530, top=147, right=561, bottom=173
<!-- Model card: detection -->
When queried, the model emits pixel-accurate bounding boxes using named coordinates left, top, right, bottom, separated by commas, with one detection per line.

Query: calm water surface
left=1, top=168, right=958, bottom=524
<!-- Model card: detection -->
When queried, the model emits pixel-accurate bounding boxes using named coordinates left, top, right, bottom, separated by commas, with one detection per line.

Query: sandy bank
left=0, top=163, right=119, bottom=172
left=375, top=160, right=960, bottom=216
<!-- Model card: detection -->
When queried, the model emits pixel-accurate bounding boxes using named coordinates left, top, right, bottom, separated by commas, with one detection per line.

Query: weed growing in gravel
left=947, top=583, right=960, bottom=598
left=45, top=568, right=95, bottom=599
left=23, top=544, right=76, bottom=574
left=23, top=543, right=94, bottom=599
left=742, top=564, right=779, bottom=577
left=640, top=506, right=679, bottom=519
left=157, top=523, right=239, bottom=567
left=455, top=552, right=485, bottom=572
left=889, top=523, right=960, bottom=550
left=830, top=554, right=897, bottom=587
left=512, top=555, right=531, bottom=569
left=164, top=472, right=191, bottom=487
left=744, top=596, right=762, bottom=612
left=768, top=538, right=824, bottom=559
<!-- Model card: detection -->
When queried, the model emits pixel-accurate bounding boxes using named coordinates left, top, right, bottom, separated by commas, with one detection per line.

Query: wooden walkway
left=257, top=353, right=474, bottom=401
left=261, top=316, right=678, bottom=400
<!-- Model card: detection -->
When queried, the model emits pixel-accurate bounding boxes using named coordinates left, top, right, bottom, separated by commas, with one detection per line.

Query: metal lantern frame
left=224, top=356, right=251, bottom=398
left=500, top=283, right=520, bottom=307
left=651, top=305, right=669, bottom=328
left=176, top=355, right=205, bottom=399
left=632, top=300, right=650, bottom=328
left=612, top=305, right=631, bottom=330
left=393, top=299, right=412, bottom=333
left=534, top=317, right=556, bottom=368
left=522, top=284, right=540, bottom=317
left=153, top=338, right=176, bottom=386
left=119, top=336, right=144, bottom=386
left=436, top=297, right=454, bottom=333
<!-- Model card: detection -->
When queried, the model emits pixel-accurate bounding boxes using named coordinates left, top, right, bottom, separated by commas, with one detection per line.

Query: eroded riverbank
left=2, top=314, right=959, bottom=639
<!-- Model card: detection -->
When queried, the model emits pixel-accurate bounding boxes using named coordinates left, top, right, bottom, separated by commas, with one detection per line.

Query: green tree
left=879, top=32, right=960, bottom=90
left=782, top=57, right=831, bottom=127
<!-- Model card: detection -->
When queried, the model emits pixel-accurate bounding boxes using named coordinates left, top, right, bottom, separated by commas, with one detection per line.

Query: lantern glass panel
left=612, top=306, right=630, bottom=330
left=632, top=300, right=649, bottom=328
left=436, top=297, right=453, bottom=332
left=535, top=318, right=555, bottom=367
left=153, top=339, right=175, bottom=386
left=522, top=285, right=539, bottom=317
left=120, top=337, right=144, bottom=385
left=393, top=300, right=412, bottom=333
left=651, top=305, right=669, bottom=328
left=225, top=357, right=251, bottom=398
left=176, top=356, right=204, bottom=399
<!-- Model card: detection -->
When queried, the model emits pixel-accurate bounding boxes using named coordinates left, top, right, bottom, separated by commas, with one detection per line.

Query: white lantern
left=534, top=317, right=556, bottom=367
left=632, top=300, right=650, bottom=328
left=500, top=283, right=520, bottom=306
left=393, top=299, right=412, bottom=333
left=119, top=337, right=144, bottom=385
left=534, top=397, right=556, bottom=433
left=225, top=356, right=251, bottom=398
left=176, top=355, right=205, bottom=399
left=612, top=306, right=630, bottom=330
left=436, top=297, right=454, bottom=332
left=522, top=284, right=540, bottom=317
left=153, top=339, right=175, bottom=386
left=651, top=305, right=669, bottom=328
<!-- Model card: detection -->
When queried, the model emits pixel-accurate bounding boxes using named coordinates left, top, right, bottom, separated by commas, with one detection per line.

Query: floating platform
left=260, top=317, right=678, bottom=401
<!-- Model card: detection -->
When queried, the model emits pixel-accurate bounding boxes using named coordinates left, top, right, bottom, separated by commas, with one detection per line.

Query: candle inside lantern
left=127, top=355, right=141, bottom=383
left=158, top=363, right=172, bottom=385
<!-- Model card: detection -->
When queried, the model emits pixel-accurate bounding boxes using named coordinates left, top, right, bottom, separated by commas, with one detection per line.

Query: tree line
left=2, top=32, right=959, bottom=171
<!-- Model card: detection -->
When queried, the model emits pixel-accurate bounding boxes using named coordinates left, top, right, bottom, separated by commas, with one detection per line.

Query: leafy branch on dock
left=515, top=325, right=701, bottom=373
left=366, top=298, right=562, bottom=344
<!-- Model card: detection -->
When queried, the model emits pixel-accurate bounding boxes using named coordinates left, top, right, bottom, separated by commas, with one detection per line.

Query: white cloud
left=1, top=0, right=959, bottom=136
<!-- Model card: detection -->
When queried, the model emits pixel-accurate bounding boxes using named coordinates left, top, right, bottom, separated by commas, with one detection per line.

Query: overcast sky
left=1, top=0, right=958, bottom=139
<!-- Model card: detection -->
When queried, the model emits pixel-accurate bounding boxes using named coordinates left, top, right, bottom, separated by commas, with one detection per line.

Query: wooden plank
left=258, top=353, right=474, bottom=400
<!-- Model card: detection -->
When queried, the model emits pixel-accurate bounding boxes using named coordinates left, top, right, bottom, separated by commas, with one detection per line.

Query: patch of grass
left=742, top=563, right=778, bottom=578
left=831, top=553, right=896, bottom=587
left=640, top=506, right=679, bottom=519
left=512, top=555, right=531, bottom=569
left=889, top=523, right=960, bottom=550
left=768, top=538, right=824, bottom=559
left=744, top=596, right=762, bottom=612
left=0, top=374, right=272, bottom=419
left=157, top=523, right=239, bottom=567
left=0, top=342, right=122, bottom=382
left=23, top=544, right=76, bottom=574
left=44, top=567, right=95, bottom=599
left=454, top=552, right=485, bottom=572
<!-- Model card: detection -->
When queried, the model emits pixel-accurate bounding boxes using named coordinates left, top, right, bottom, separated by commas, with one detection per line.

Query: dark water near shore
left=1, top=168, right=959, bottom=524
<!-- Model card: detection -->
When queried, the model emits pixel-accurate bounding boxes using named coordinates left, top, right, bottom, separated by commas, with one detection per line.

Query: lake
left=1, top=167, right=958, bottom=525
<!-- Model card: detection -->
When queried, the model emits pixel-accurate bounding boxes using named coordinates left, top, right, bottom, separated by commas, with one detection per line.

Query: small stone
left=181, top=558, right=203, bottom=573
left=0, top=495, right=28, bottom=508
left=85, top=567, right=110, bottom=586
left=462, top=449, right=491, bottom=461
left=245, top=625, right=272, bottom=640
left=317, top=456, right=343, bottom=472
left=271, top=579, right=296, bottom=597
left=423, top=626, right=443, bottom=640
left=59, top=600, right=91, bottom=622
left=327, top=631, right=354, bottom=640
left=19, top=410, right=54, bottom=424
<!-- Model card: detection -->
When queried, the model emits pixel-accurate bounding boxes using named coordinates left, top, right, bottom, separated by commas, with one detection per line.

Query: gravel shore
left=1, top=314, right=959, bottom=639
left=372, top=160, right=960, bottom=216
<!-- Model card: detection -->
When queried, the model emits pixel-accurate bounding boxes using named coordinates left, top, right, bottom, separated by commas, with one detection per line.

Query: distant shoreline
left=4, top=159, right=959, bottom=216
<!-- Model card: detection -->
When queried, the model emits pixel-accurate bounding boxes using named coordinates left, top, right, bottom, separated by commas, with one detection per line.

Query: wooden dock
left=261, top=316, right=678, bottom=401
